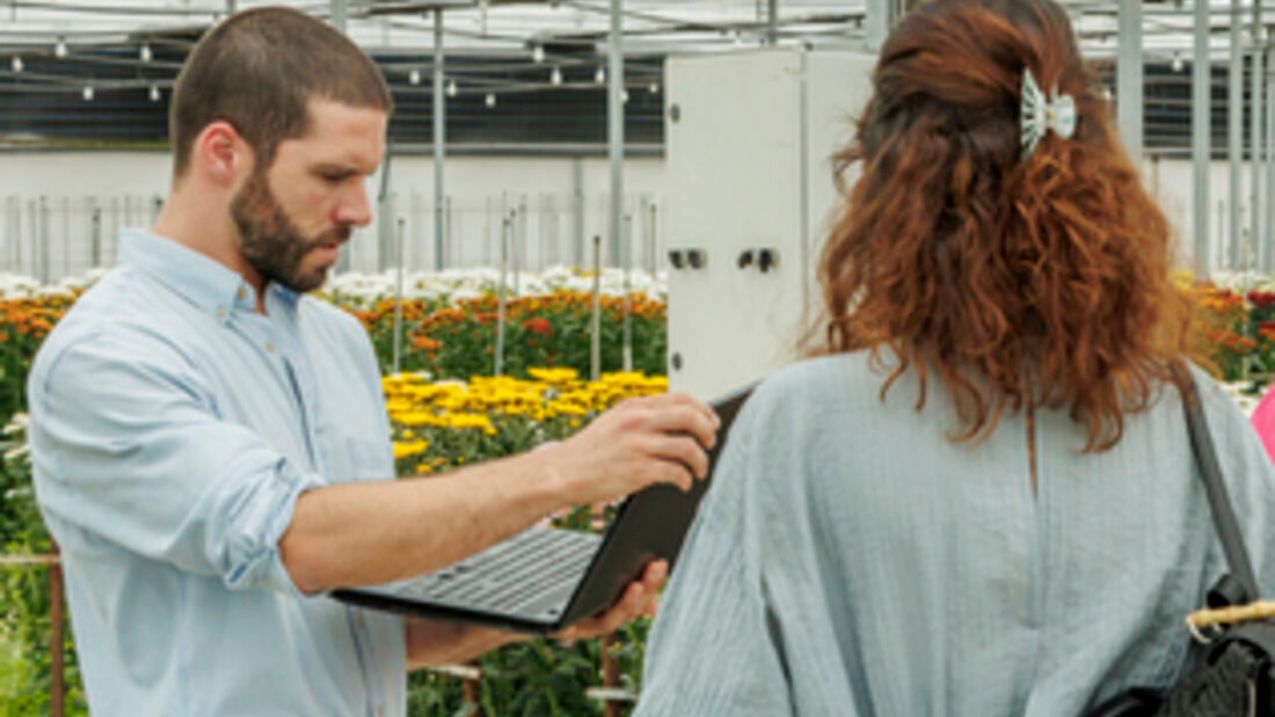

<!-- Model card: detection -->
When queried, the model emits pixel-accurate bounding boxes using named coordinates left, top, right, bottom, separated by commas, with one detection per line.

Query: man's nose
left=336, top=184, right=372, bottom=227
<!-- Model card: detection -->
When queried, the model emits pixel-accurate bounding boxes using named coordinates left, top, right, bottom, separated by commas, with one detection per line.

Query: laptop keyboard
left=396, top=526, right=601, bottom=619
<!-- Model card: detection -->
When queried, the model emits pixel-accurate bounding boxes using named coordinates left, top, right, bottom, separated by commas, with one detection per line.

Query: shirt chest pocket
left=333, top=436, right=393, bottom=483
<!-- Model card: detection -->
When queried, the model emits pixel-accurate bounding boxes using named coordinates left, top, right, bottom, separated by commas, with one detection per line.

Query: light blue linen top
left=636, top=353, right=1275, bottom=716
left=28, top=229, right=406, bottom=716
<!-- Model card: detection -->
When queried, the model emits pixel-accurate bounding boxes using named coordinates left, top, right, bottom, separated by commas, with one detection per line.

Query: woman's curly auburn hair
left=808, top=0, right=1191, bottom=452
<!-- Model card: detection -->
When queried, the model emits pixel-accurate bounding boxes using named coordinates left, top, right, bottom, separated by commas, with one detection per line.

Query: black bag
left=1086, top=364, right=1275, bottom=716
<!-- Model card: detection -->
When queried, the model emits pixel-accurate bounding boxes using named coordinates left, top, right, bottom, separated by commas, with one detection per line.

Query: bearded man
left=27, top=8, right=717, bottom=715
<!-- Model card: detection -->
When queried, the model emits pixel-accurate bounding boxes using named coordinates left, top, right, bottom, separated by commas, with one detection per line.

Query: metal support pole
left=572, top=159, right=585, bottom=266
left=512, top=207, right=522, bottom=295
left=1252, top=0, right=1265, bottom=272
left=392, top=217, right=405, bottom=375
left=433, top=8, right=446, bottom=271
left=1117, top=0, right=1143, bottom=164
left=378, top=194, right=394, bottom=273
left=517, top=198, right=527, bottom=288
left=591, top=235, right=601, bottom=381
left=607, top=0, right=624, bottom=272
left=602, top=633, right=621, bottom=717
left=1194, top=0, right=1212, bottom=274
left=50, top=543, right=63, bottom=717
left=61, top=196, right=69, bottom=280
left=330, top=0, right=346, bottom=34
left=1266, top=46, right=1275, bottom=273
left=865, top=0, right=895, bottom=52
left=445, top=195, right=453, bottom=267
left=1230, top=0, right=1244, bottom=270
left=90, top=202, right=102, bottom=268
left=39, top=195, right=49, bottom=284
left=767, top=0, right=779, bottom=46
left=496, top=216, right=509, bottom=376
left=484, top=196, right=493, bottom=265
left=622, top=211, right=633, bottom=372
left=648, top=200, right=658, bottom=274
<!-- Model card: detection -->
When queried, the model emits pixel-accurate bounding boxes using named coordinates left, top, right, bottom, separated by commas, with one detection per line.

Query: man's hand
left=554, top=559, right=668, bottom=641
left=539, top=393, right=720, bottom=507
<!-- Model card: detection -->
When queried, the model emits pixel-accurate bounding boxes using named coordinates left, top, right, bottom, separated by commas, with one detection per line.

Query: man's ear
left=192, top=120, right=254, bottom=186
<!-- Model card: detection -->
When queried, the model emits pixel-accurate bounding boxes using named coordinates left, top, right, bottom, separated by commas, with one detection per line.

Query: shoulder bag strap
left=1171, top=361, right=1261, bottom=602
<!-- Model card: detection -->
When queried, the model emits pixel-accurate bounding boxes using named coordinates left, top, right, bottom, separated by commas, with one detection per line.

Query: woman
left=634, top=1, right=1275, bottom=714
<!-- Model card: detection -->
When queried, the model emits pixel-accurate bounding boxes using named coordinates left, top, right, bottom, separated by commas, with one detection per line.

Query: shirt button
left=355, top=612, right=364, bottom=628
left=216, top=308, right=227, bottom=320
left=375, top=707, right=383, bottom=717
left=265, top=341, right=275, bottom=353
left=236, top=287, right=247, bottom=301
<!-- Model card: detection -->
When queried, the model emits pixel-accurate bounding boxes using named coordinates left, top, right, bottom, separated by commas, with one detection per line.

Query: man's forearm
left=279, top=449, right=564, bottom=594
left=404, top=618, right=525, bottom=670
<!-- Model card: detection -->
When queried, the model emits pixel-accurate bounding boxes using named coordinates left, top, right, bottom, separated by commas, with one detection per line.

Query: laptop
left=331, top=384, right=753, bottom=634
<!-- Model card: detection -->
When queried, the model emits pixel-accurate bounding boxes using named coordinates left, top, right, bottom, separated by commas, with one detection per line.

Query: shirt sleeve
left=29, top=325, right=324, bottom=596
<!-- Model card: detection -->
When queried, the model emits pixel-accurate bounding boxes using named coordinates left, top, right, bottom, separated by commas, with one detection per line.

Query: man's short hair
left=169, top=6, right=393, bottom=176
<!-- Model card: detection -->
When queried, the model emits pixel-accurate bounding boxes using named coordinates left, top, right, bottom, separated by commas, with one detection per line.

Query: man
left=27, top=7, right=717, bottom=715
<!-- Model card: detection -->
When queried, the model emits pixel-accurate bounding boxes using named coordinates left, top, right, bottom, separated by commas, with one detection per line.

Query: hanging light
left=532, top=44, right=545, bottom=64
left=485, top=93, right=496, bottom=108
left=10, top=56, right=22, bottom=74
left=594, top=65, right=605, bottom=85
left=648, top=82, right=659, bottom=94
left=408, top=69, right=421, bottom=85
left=82, top=85, right=94, bottom=101
left=1171, top=51, right=1184, bottom=73
left=621, top=89, right=629, bottom=104
left=149, top=84, right=161, bottom=102
left=446, top=78, right=458, bottom=97
left=550, top=66, right=563, bottom=86
left=54, top=37, right=68, bottom=58
left=139, top=43, right=152, bottom=62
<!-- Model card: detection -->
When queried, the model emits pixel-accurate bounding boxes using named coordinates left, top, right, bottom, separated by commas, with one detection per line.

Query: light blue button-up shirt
left=28, top=229, right=406, bottom=716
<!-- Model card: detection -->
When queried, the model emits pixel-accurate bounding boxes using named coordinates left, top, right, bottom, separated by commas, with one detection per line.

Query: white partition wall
left=664, top=48, right=875, bottom=399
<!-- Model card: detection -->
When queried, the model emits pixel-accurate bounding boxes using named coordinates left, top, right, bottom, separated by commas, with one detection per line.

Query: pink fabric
left=1252, top=386, right=1275, bottom=463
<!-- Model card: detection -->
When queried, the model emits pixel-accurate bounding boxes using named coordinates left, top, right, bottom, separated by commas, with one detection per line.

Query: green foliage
left=0, top=432, right=87, bottom=716
left=406, top=619, right=649, bottom=717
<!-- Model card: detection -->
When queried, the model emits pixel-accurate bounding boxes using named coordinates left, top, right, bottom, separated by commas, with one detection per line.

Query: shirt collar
left=119, top=228, right=301, bottom=317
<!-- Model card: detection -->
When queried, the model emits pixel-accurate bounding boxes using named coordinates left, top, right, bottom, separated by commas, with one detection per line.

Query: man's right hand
left=536, top=392, right=721, bottom=506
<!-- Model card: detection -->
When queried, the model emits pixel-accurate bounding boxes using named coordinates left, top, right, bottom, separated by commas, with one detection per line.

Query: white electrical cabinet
left=664, top=48, right=877, bottom=399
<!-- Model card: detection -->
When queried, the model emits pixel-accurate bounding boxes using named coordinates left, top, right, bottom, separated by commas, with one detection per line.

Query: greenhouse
left=5, top=0, right=1275, bottom=715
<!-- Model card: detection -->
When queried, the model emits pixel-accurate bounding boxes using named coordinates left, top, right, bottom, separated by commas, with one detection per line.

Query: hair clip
left=1020, top=67, right=1076, bottom=159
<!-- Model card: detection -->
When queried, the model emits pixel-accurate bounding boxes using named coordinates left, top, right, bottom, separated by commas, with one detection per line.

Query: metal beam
left=1194, top=0, right=1212, bottom=274
left=767, top=0, right=779, bottom=46
left=330, top=0, right=347, bottom=32
left=1266, top=44, right=1275, bottom=273
left=865, top=0, right=895, bottom=52
left=608, top=0, right=623, bottom=269
left=1117, top=0, right=1143, bottom=163
left=1254, top=0, right=1265, bottom=272
left=1230, top=0, right=1244, bottom=270
left=433, top=7, right=445, bottom=270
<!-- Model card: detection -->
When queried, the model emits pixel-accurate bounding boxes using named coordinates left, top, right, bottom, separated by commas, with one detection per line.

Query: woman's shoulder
left=745, top=350, right=898, bottom=418
left=755, top=350, right=879, bottom=398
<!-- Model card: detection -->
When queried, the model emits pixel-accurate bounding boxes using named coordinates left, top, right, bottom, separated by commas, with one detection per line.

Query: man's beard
left=230, top=170, right=349, bottom=294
